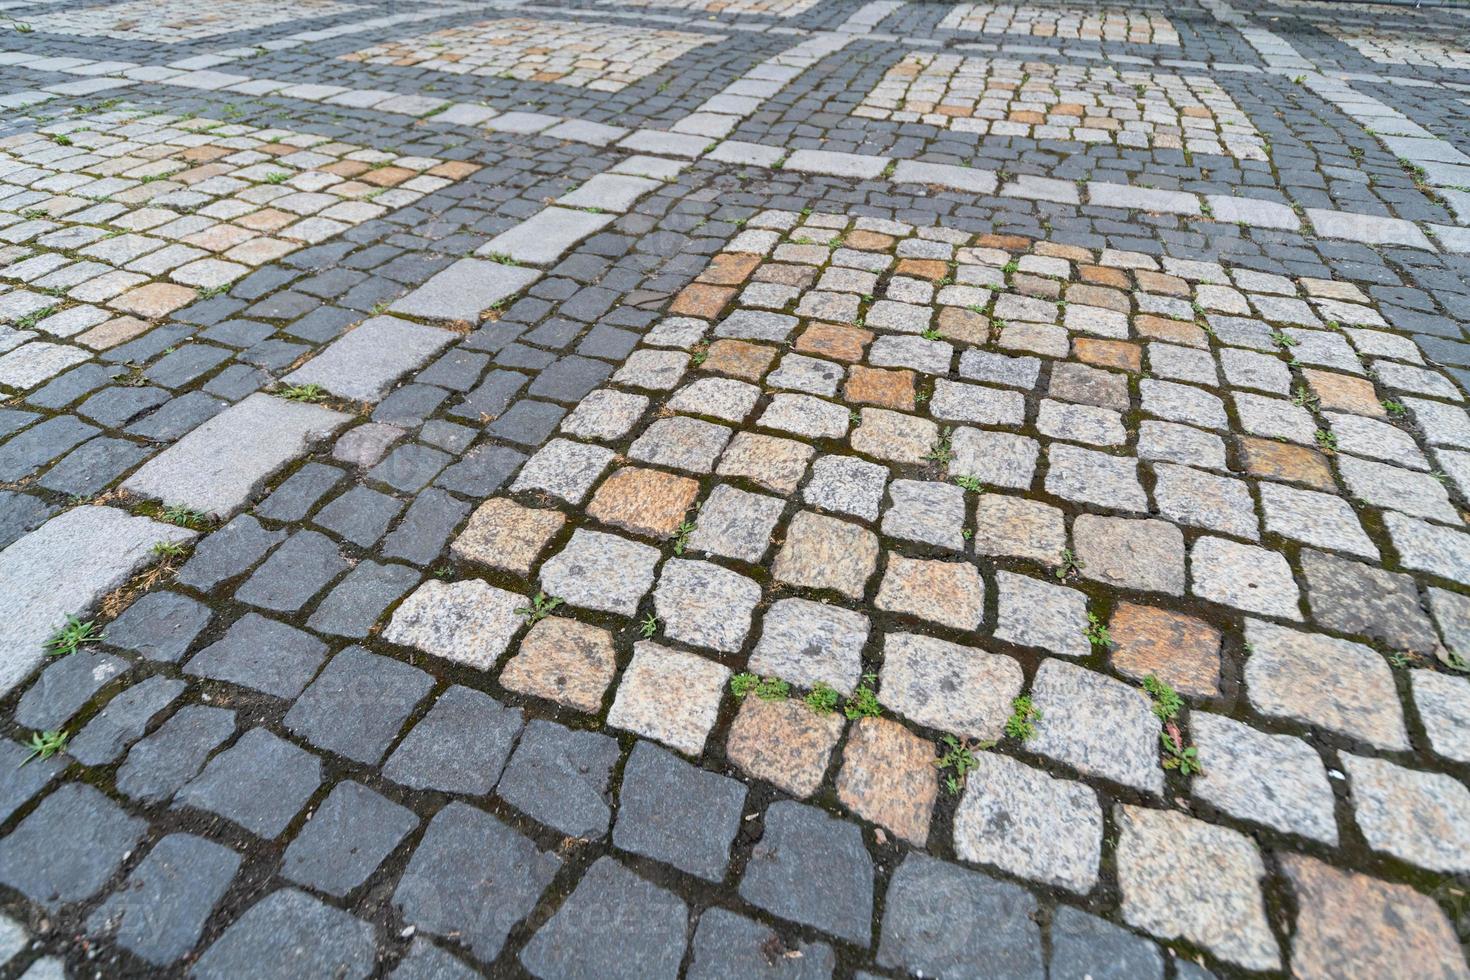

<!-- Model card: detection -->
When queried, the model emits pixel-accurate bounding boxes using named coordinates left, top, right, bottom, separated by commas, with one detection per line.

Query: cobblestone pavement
left=1, top=0, right=1469, bottom=977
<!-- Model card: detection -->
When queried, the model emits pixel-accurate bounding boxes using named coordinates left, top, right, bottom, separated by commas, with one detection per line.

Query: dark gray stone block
left=285, top=647, right=432, bottom=764
left=393, top=802, right=559, bottom=964
left=185, top=612, right=327, bottom=699
left=282, top=781, right=417, bottom=898
left=0, top=783, right=146, bottom=909
left=519, top=857, right=686, bottom=980
left=384, top=686, right=522, bottom=795
left=497, top=718, right=618, bottom=840
left=192, top=888, right=376, bottom=980
left=877, top=853, right=1043, bottom=980
left=614, top=741, right=746, bottom=882
left=176, top=728, right=321, bottom=838
left=87, top=833, right=240, bottom=966
left=740, top=801, right=874, bottom=946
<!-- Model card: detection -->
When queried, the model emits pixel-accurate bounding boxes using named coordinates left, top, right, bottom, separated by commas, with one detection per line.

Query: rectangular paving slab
left=123, top=392, right=351, bottom=517
left=281, top=316, right=456, bottom=402
left=0, top=506, right=195, bottom=696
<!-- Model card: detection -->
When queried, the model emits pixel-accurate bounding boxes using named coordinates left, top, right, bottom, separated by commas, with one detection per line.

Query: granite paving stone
left=519, top=857, right=686, bottom=980
left=878, top=853, right=1042, bottom=980
left=395, top=802, right=558, bottom=964
left=740, top=800, right=873, bottom=946
left=87, top=833, right=240, bottom=966
left=614, top=740, right=747, bottom=881
left=2, top=13, right=1470, bottom=975
left=953, top=752, right=1102, bottom=894
left=176, top=727, right=321, bottom=838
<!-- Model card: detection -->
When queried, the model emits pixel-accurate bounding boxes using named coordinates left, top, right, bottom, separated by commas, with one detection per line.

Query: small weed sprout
left=1004, top=695, right=1040, bottom=741
left=21, top=730, right=68, bottom=765
left=924, top=427, right=954, bottom=466
left=515, top=592, right=562, bottom=624
left=151, top=540, right=188, bottom=559
left=280, top=383, right=326, bottom=403
left=1142, top=674, right=1183, bottom=722
left=1160, top=722, right=1202, bottom=775
left=671, top=520, right=696, bottom=556
left=804, top=682, right=839, bottom=715
left=1083, top=612, right=1113, bottom=649
left=843, top=673, right=882, bottom=720
left=935, top=735, right=990, bottom=795
left=265, top=170, right=291, bottom=184
left=48, top=616, right=103, bottom=656
left=639, top=613, right=659, bottom=638
left=162, top=505, right=209, bottom=528
left=730, top=673, right=789, bottom=701
left=1054, top=548, right=1082, bottom=581
left=953, top=474, right=985, bottom=493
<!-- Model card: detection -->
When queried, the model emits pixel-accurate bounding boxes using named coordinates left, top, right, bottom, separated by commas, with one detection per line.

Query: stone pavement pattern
left=0, top=0, right=1469, bottom=977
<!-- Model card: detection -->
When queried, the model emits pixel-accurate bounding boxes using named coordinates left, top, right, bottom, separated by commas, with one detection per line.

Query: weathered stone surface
left=687, top=908, right=835, bottom=980
left=1412, top=669, right=1470, bottom=764
left=953, top=752, right=1102, bottom=893
left=740, top=801, right=873, bottom=946
left=193, top=889, right=375, bottom=980
left=500, top=617, right=616, bottom=713
left=773, top=511, right=878, bottom=599
left=451, top=498, right=565, bottom=575
left=1301, top=549, right=1438, bottom=655
left=185, top=612, right=327, bottom=699
left=384, top=687, right=522, bottom=796
left=654, top=558, right=761, bottom=652
left=539, top=529, right=660, bottom=617
left=1073, top=515, right=1186, bottom=595
left=176, top=727, right=321, bottom=838
left=836, top=716, right=936, bottom=846
left=383, top=579, right=524, bottom=670
left=0, top=506, right=194, bottom=695
left=69, top=675, right=185, bottom=766
left=880, top=633, right=1022, bottom=741
left=608, top=642, right=728, bottom=755
left=588, top=465, right=699, bottom=539
left=282, top=781, right=416, bottom=898
left=1029, top=659, right=1163, bottom=795
left=973, top=495, right=1064, bottom=563
left=614, top=740, right=746, bottom=882
left=878, top=853, right=1042, bottom=980
left=876, top=555, right=985, bottom=631
left=87, top=833, right=240, bottom=966
left=1116, top=805, right=1279, bottom=972
left=1244, top=619, right=1408, bottom=750
left=1108, top=603, right=1221, bottom=697
left=395, top=802, right=558, bottom=964
left=1342, top=753, right=1470, bottom=874
left=995, top=571, right=1090, bottom=657
left=115, top=705, right=236, bottom=805
left=1050, top=907, right=1164, bottom=980
left=1280, top=853, right=1470, bottom=980
left=283, top=316, right=453, bottom=401
left=726, top=695, right=844, bottom=798
left=520, top=857, right=686, bottom=980
left=0, top=783, right=145, bottom=909
left=496, top=718, right=619, bottom=839
left=124, top=393, right=350, bottom=515
left=1190, top=536, right=1301, bottom=619
left=390, top=258, right=538, bottom=322
left=1193, top=712, right=1337, bottom=844
left=284, top=647, right=432, bottom=764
